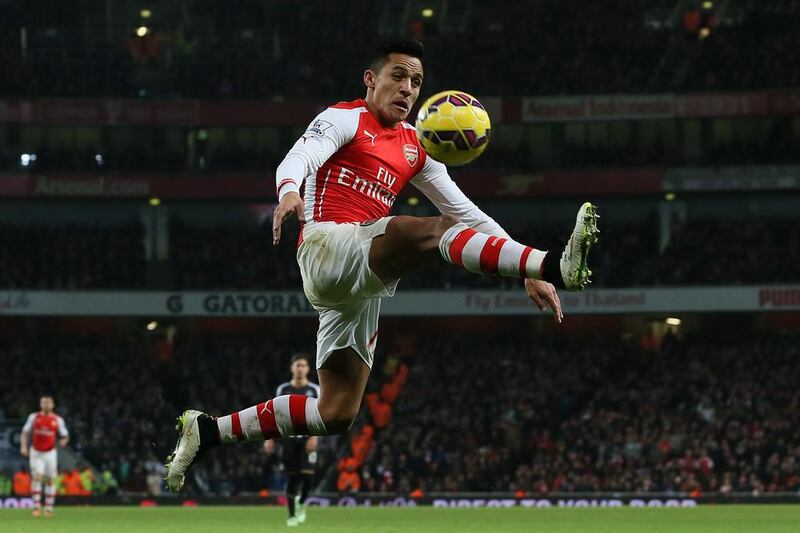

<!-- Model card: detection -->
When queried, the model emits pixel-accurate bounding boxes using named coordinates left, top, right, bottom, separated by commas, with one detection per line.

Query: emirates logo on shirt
left=403, top=144, right=419, bottom=167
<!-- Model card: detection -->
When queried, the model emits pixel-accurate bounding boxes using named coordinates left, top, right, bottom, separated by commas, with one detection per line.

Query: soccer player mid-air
left=20, top=395, right=69, bottom=517
left=263, top=354, right=320, bottom=527
left=166, top=38, right=599, bottom=491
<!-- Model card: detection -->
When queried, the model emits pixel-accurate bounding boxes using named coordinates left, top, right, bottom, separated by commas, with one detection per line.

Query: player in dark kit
left=264, top=354, right=320, bottom=527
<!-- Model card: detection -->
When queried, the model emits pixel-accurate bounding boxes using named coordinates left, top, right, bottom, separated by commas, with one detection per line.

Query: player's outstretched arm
left=273, top=191, right=306, bottom=245
left=525, top=278, right=563, bottom=323
left=305, top=436, right=318, bottom=453
left=411, top=156, right=509, bottom=238
left=20, top=413, right=34, bottom=457
left=20, top=430, right=29, bottom=457
left=57, top=416, right=69, bottom=448
left=272, top=106, right=359, bottom=244
left=263, top=440, right=276, bottom=454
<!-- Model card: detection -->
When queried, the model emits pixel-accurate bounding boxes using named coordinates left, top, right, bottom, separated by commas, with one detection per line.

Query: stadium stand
left=646, top=218, right=800, bottom=286
left=2, top=215, right=798, bottom=290
left=1, top=330, right=797, bottom=495
left=1, top=1, right=799, bottom=98
left=0, top=222, right=146, bottom=289
left=2, top=134, right=798, bottom=173
left=364, top=332, right=800, bottom=494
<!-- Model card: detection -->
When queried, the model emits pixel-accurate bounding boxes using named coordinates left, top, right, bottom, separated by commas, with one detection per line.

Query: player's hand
left=305, top=436, right=318, bottom=453
left=263, top=440, right=275, bottom=455
left=524, top=278, right=563, bottom=323
left=20, top=447, right=28, bottom=457
left=59, top=437, right=69, bottom=448
left=272, top=191, right=305, bottom=246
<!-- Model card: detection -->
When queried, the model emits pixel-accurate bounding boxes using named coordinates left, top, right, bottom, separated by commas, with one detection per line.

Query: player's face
left=40, top=397, right=54, bottom=413
left=291, top=359, right=309, bottom=380
left=365, top=53, right=423, bottom=125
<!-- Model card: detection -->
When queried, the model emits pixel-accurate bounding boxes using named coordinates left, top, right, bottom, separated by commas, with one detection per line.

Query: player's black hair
left=290, top=353, right=310, bottom=365
left=369, top=37, right=425, bottom=72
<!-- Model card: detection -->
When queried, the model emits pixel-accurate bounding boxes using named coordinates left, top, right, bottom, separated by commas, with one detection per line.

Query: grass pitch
left=1, top=505, right=799, bottom=532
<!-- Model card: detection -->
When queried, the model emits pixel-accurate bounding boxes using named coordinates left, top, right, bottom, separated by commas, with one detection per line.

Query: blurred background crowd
left=365, top=332, right=799, bottom=494
left=0, top=1, right=798, bottom=99
left=0, top=213, right=798, bottom=290
left=1, top=329, right=798, bottom=496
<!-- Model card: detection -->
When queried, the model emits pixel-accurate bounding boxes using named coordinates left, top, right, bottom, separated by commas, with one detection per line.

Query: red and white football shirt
left=275, top=98, right=509, bottom=238
left=22, top=412, right=68, bottom=452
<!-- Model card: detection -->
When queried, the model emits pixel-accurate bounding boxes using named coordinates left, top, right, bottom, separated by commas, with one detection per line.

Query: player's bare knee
left=419, top=215, right=458, bottom=252
left=319, top=406, right=358, bottom=434
left=324, top=414, right=357, bottom=434
left=435, top=215, right=459, bottom=235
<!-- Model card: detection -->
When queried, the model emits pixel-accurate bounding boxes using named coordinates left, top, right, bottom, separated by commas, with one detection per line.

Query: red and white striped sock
left=216, top=395, right=327, bottom=443
left=439, top=223, right=549, bottom=279
left=44, top=484, right=55, bottom=513
left=31, top=480, right=42, bottom=510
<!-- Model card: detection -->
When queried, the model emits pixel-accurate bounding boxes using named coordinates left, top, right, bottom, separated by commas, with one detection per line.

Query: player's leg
left=285, top=473, right=300, bottom=525
left=297, top=471, right=313, bottom=523
left=30, top=453, right=43, bottom=516
left=166, top=348, right=370, bottom=491
left=167, top=224, right=376, bottom=492
left=369, top=203, right=599, bottom=291
left=43, top=451, right=57, bottom=516
left=299, top=473, right=312, bottom=503
left=43, top=478, right=56, bottom=516
left=30, top=474, right=42, bottom=516
left=213, top=347, right=368, bottom=440
left=315, top=348, right=371, bottom=433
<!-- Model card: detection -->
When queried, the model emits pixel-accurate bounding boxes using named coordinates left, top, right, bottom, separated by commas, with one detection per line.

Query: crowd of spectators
left=0, top=336, right=175, bottom=494
left=356, top=331, right=800, bottom=494
left=169, top=219, right=302, bottom=290
left=1, top=329, right=797, bottom=496
left=0, top=222, right=146, bottom=289
left=646, top=218, right=800, bottom=286
left=0, top=334, right=332, bottom=495
left=678, top=1, right=800, bottom=92
left=0, top=1, right=798, bottom=99
left=1, top=214, right=797, bottom=290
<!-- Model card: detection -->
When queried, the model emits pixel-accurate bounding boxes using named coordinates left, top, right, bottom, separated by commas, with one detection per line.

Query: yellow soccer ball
left=415, top=90, right=491, bottom=167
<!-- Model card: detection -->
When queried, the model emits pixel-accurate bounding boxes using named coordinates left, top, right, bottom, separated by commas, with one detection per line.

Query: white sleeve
left=275, top=107, right=359, bottom=200
left=411, top=156, right=510, bottom=238
left=57, top=416, right=69, bottom=437
left=22, top=413, right=35, bottom=434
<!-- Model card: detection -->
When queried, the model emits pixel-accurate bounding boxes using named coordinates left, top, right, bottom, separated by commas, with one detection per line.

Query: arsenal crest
left=403, top=144, right=419, bottom=167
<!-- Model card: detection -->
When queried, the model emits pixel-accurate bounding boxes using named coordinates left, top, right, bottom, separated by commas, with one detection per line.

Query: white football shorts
left=297, top=217, right=399, bottom=369
left=29, top=449, right=58, bottom=479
